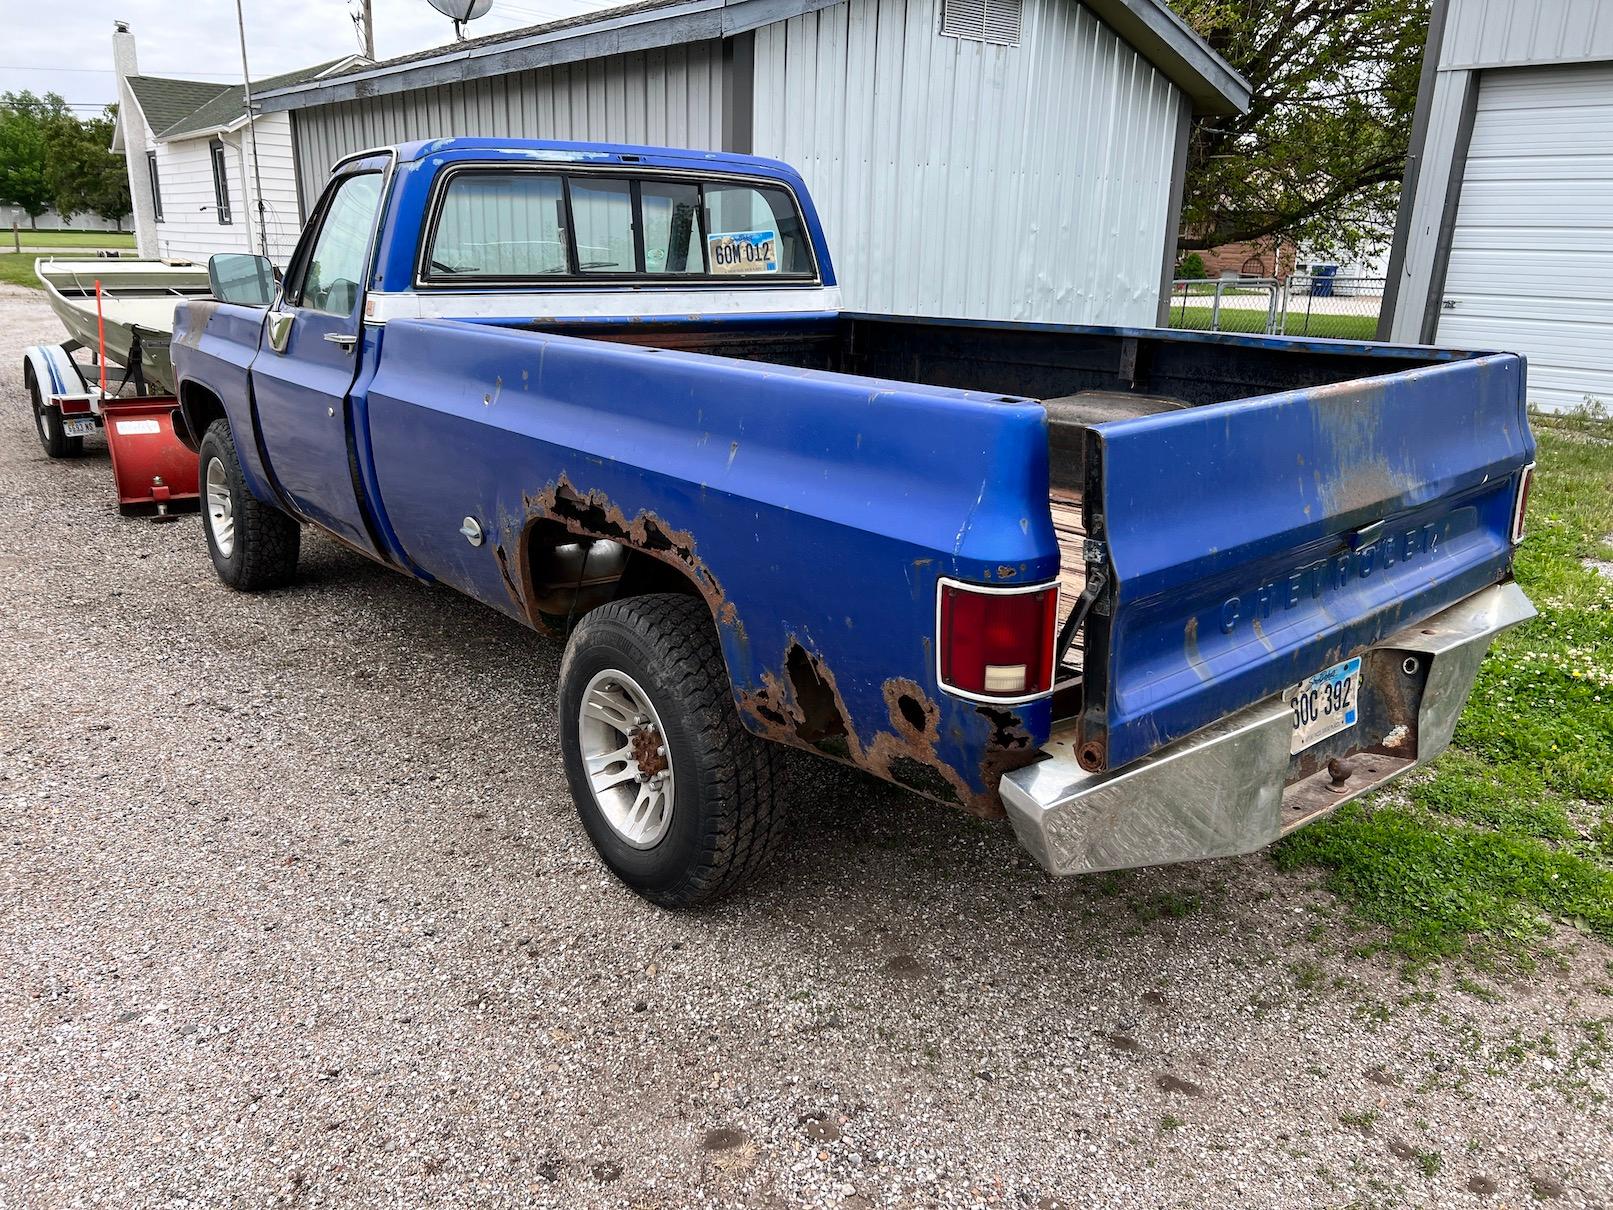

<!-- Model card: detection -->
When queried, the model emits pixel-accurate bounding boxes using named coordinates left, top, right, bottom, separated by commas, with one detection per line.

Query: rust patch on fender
left=507, top=475, right=732, bottom=632
left=738, top=651, right=1033, bottom=819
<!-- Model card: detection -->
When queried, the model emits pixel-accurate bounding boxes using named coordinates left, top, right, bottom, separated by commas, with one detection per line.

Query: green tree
left=1172, top=0, right=1429, bottom=257
left=47, top=107, right=130, bottom=229
left=0, top=90, right=71, bottom=226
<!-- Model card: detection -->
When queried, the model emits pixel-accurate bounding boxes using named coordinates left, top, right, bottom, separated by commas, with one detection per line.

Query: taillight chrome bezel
left=935, top=576, right=1061, bottom=706
left=1511, top=462, right=1535, bottom=545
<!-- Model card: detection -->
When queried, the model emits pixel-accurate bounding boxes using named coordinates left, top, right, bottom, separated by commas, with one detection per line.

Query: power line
left=0, top=64, right=242, bottom=77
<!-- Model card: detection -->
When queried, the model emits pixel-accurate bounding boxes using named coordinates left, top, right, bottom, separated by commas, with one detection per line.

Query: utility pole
left=234, top=0, right=269, bottom=258
left=355, top=0, right=376, bottom=59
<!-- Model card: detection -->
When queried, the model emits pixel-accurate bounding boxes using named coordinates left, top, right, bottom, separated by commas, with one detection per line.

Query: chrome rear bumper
left=1001, top=581, right=1536, bottom=877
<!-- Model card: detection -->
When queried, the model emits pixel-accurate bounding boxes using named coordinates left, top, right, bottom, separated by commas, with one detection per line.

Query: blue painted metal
left=171, top=302, right=280, bottom=504
left=361, top=316, right=1057, bottom=808
left=249, top=165, right=387, bottom=554
left=1084, top=352, right=1532, bottom=770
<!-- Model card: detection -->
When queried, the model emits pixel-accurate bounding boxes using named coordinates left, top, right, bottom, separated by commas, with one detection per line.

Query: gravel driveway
left=1, top=283, right=1609, bottom=1209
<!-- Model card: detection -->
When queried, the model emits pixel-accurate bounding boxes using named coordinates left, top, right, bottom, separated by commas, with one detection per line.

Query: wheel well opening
left=520, top=518, right=706, bottom=634
left=178, top=382, right=226, bottom=452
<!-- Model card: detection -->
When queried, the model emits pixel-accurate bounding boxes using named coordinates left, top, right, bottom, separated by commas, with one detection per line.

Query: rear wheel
left=199, top=418, right=300, bottom=590
left=558, top=593, right=787, bottom=908
left=27, top=370, right=83, bottom=459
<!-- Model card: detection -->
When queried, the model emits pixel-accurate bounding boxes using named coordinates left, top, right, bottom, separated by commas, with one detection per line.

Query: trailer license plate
left=1289, top=656, right=1361, bottom=754
left=64, top=418, right=98, bottom=436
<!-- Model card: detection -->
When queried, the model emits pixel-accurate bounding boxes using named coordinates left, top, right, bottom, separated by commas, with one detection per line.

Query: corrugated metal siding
left=1437, top=63, right=1613, bottom=411
left=290, top=42, right=726, bottom=217
left=1441, top=0, right=1613, bottom=70
left=751, top=0, right=1183, bottom=325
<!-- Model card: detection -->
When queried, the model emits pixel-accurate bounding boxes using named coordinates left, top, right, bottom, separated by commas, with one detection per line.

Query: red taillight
left=937, top=580, right=1059, bottom=702
left=1511, top=463, right=1534, bottom=544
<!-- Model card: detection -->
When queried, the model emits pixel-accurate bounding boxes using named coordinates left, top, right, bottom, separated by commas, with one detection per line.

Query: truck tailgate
left=1077, top=352, right=1533, bottom=772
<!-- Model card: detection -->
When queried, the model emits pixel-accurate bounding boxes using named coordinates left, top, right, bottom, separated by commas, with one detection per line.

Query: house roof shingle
left=156, top=58, right=358, bottom=139
left=123, top=75, right=232, bottom=135
left=124, top=58, right=363, bottom=143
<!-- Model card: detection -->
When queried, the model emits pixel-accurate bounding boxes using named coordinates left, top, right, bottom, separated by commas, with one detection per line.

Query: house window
left=940, top=0, right=1022, bottom=45
left=146, top=150, right=163, bottom=222
left=209, top=140, right=232, bottom=225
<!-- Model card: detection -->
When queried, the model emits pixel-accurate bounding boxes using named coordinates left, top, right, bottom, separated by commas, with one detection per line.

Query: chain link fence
left=1166, top=275, right=1386, bottom=341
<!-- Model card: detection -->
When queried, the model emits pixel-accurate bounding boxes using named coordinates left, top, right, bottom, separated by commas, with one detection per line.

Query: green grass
left=4, top=229, right=134, bottom=249
left=0, top=254, right=43, bottom=288
left=1275, top=408, right=1613, bottom=970
left=1166, top=304, right=1381, bottom=341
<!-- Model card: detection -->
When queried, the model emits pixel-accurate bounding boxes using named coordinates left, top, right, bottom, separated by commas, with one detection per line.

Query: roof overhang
left=258, top=0, right=1248, bottom=116
left=256, top=0, right=837, bottom=112
left=1083, top=0, right=1248, bottom=115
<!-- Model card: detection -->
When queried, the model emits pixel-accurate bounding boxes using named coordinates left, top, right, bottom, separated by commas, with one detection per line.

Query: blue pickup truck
left=171, top=138, right=1537, bottom=907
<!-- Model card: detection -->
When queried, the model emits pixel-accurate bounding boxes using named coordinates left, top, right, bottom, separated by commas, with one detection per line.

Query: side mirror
left=208, top=252, right=277, bottom=308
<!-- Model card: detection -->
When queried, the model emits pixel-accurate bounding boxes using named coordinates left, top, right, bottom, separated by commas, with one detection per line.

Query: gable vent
left=940, top=0, right=1022, bottom=45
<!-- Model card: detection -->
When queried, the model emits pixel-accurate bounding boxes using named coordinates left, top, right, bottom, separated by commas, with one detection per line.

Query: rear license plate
left=1289, top=656, right=1362, bottom=754
left=63, top=417, right=98, bottom=436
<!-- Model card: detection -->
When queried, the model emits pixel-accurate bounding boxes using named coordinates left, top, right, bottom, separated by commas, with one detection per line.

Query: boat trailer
left=22, top=337, right=198, bottom=520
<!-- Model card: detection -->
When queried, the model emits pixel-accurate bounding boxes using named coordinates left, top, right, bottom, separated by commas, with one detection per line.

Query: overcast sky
left=0, top=0, right=620, bottom=114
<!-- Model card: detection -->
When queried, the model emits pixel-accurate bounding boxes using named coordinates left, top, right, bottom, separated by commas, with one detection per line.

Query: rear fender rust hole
left=785, top=645, right=847, bottom=743
left=896, top=694, right=927, bottom=732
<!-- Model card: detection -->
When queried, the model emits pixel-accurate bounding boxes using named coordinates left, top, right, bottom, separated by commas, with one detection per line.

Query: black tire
left=558, top=593, right=787, bottom=908
left=27, top=370, right=84, bottom=459
left=198, top=418, right=301, bottom=590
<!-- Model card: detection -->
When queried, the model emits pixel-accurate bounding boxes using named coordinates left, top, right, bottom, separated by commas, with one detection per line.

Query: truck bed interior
left=519, top=313, right=1462, bottom=715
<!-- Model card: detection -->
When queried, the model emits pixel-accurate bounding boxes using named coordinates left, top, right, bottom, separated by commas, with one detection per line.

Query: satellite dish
left=428, top=0, right=493, bottom=38
left=428, top=0, right=493, bottom=19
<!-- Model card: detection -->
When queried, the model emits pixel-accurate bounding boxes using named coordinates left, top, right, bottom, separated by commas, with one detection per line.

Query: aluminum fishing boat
left=35, top=258, right=212, bottom=394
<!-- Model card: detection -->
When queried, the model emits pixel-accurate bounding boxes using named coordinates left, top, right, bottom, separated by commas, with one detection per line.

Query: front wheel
left=28, top=371, right=83, bottom=459
left=558, top=593, right=787, bottom=908
left=198, top=418, right=301, bottom=590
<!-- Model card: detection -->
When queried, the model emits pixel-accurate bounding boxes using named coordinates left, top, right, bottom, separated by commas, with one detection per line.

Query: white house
left=110, top=22, right=363, bottom=267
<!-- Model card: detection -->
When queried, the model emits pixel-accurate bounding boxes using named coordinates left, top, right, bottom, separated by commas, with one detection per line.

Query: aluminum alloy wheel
left=578, top=668, right=675, bottom=849
left=205, top=456, right=235, bottom=558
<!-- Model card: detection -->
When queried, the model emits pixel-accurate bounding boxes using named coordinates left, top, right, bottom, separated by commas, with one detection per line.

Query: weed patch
left=1276, top=413, right=1613, bottom=968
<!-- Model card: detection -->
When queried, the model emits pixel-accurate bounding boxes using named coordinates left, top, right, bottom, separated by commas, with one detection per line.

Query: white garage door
left=1439, top=63, right=1613, bottom=413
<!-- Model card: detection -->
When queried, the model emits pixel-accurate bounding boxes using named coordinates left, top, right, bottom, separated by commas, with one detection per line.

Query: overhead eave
left=255, top=0, right=1247, bottom=117
left=255, top=0, right=840, bottom=112
left=1082, top=0, right=1249, bottom=115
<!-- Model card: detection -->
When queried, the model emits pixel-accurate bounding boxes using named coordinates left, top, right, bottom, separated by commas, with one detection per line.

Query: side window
left=429, top=172, right=567, bottom=277
left=209, top=140, right=232, bottom=225
left=640, top=181, right=703, bottom=274
left=703, top=183, right=811, bottom=276
left=296, top=173, right=382, bottom=316
left=569, top=177, right=636, bottom=273
left=146, top=151, right=164, bottom=222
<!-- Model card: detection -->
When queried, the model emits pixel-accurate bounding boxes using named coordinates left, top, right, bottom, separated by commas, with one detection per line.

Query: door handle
left=323, top=332, right=358, bottom=351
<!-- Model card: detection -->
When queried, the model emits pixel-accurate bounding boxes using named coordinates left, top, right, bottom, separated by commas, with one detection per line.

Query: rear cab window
left=421, top=167, right=816, bottom=285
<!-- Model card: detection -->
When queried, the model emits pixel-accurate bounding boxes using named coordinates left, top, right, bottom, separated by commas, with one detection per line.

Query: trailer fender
left=22, top=343, right=92, bottom=407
